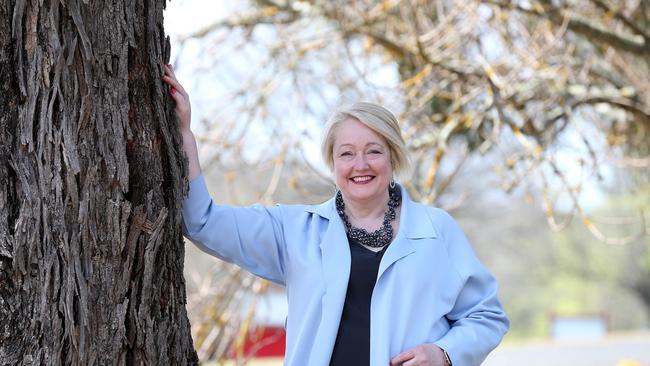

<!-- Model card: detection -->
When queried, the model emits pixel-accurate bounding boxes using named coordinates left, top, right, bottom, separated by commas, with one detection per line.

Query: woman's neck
left=341, top=192, right=389, bottom=221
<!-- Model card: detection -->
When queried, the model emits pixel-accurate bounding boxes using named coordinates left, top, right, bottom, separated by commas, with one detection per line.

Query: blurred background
left=164, top=0, right=650, bottom=365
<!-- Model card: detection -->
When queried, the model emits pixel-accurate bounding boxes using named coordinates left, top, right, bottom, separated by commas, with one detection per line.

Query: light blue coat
left=183, top=176, right=509, bottom=366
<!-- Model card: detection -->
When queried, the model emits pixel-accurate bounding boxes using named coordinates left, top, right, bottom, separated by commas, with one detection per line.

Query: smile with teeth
left=351, top=176, right=374, bottom=183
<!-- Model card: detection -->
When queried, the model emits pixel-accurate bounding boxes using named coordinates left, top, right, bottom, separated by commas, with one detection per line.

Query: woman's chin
left=342, top=185, right=387, bottom=202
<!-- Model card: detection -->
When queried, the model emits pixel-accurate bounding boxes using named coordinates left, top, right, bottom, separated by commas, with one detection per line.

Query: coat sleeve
left=182, top=175, right=287, bottom=285
left=431, top=209, right=509, bottom=366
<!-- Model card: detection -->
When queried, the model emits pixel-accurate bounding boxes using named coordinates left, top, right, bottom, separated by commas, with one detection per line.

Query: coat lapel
left=376, top=232, right=415, bottom=282
left=318, top=206, right=351, bottom=304
left=305, top=199, right=351, bottom=364
left=377, top=186, right=438, bottom=282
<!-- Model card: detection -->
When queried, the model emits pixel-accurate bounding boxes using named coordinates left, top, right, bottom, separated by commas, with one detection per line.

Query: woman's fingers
left=390, top=349, right=414, bottom=365
left=162, top=74, right=182, bottom=93
left=162, top=65, right=189, bottom=105
left=390, top=344, right=444, bottom=366
left=161, top=63, right=192, bottom=130
left=162, top=64, right=187, bottom=95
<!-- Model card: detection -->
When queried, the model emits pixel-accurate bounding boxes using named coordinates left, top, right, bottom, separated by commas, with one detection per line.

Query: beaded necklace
left=335, top=184, right=402, bottom=248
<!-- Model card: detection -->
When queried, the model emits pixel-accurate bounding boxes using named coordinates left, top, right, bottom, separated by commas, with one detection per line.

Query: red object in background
left=241, top=326, right=286, bottom=357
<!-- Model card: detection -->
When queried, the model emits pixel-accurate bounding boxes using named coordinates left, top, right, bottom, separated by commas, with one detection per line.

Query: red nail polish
left=171, top=88, right=176, bottom=94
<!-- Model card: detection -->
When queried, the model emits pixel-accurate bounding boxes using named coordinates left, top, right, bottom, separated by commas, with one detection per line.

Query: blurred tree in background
left=170, top=0, right=650, bottom=361
left=181, top=0, right=649, bottom=236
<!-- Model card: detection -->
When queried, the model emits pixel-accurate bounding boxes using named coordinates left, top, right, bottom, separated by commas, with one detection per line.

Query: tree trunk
left=0, top=0, right=198, bottom=364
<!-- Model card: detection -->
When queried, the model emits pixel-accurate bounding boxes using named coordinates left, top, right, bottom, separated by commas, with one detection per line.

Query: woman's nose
left=353, top=154, right=370, bottom=169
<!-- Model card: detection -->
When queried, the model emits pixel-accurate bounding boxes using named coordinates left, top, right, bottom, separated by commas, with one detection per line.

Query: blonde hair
left=321, top=102, right=410, bottom=178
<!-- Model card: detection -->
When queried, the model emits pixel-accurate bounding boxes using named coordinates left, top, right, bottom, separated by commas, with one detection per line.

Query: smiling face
left=332, top=117, right=393, bottom=206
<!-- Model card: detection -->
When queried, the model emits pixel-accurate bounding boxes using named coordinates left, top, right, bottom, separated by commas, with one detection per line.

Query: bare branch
left=589, top=0, right=650, bottom=41
left=485, top=0, right=649, bottom=55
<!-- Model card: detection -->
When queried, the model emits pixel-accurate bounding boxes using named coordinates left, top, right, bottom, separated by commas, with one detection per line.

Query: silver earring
left=390, top=178, right=396, bottom=189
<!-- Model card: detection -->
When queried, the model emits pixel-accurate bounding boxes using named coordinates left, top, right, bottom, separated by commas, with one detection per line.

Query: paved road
left=483, top=333, right=650, bottom=366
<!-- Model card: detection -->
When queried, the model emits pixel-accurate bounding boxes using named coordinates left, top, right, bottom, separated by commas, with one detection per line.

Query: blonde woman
left=164, top=64, right=508, bottom=366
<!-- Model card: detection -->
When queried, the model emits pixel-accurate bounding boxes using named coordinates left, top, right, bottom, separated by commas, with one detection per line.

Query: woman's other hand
left=389, top=344, right=449, bottom=366
left=162, top=63, right=191, bottom=132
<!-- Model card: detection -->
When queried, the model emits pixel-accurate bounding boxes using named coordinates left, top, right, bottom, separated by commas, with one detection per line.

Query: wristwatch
left=441, top=348, right=453, bottom=366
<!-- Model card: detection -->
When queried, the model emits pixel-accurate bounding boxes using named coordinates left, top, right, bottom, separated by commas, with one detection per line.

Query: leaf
left=261, top=6, right=279, bottom=17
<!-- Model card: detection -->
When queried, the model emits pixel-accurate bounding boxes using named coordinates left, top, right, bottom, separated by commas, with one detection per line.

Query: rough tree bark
left=0, top=0, right=198, bottom=364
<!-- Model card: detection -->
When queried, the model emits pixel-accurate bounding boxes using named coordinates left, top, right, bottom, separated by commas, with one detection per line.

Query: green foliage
left=468, top=188, right=649, bottom=341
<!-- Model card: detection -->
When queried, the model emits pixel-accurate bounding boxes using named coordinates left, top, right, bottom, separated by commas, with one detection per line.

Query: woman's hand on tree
left=162, top=63, right=201, bottom=179
left=162, top=64, right=191, bottom=132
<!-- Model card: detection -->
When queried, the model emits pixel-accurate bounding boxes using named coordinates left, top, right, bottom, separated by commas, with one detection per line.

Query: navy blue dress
left=329, top=240, right=389, bottom=366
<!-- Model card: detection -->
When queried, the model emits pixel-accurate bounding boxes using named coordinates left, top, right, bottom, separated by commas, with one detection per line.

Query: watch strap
left=441, top=348, right=453, bottom=366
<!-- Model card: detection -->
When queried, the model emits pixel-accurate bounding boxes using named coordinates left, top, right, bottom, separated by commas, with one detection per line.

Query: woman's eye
left=340, top=151, right=352, bottom=157
left=368, top=150, right=381, bottom=154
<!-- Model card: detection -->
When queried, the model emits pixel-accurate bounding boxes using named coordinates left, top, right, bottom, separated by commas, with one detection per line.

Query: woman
left=163, top=64, right=508, bottom=366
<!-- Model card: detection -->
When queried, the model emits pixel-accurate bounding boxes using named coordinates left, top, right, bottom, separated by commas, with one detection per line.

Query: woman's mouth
left=350, top=176, right=374, bottom=184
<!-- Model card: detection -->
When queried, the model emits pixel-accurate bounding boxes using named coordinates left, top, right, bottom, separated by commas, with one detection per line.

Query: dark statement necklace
left=335, top=184, right=402, bottom=248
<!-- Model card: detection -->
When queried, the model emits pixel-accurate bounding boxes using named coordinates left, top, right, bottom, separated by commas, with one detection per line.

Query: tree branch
left=565, top=13, right=648, bottom=55
left=485, top=0, right=649, bottom=55
left=589, top=0, right=650, bottom=42
left=574, top=96, right=650, bottom=122
left=178, top=3, right=301, bottom=41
